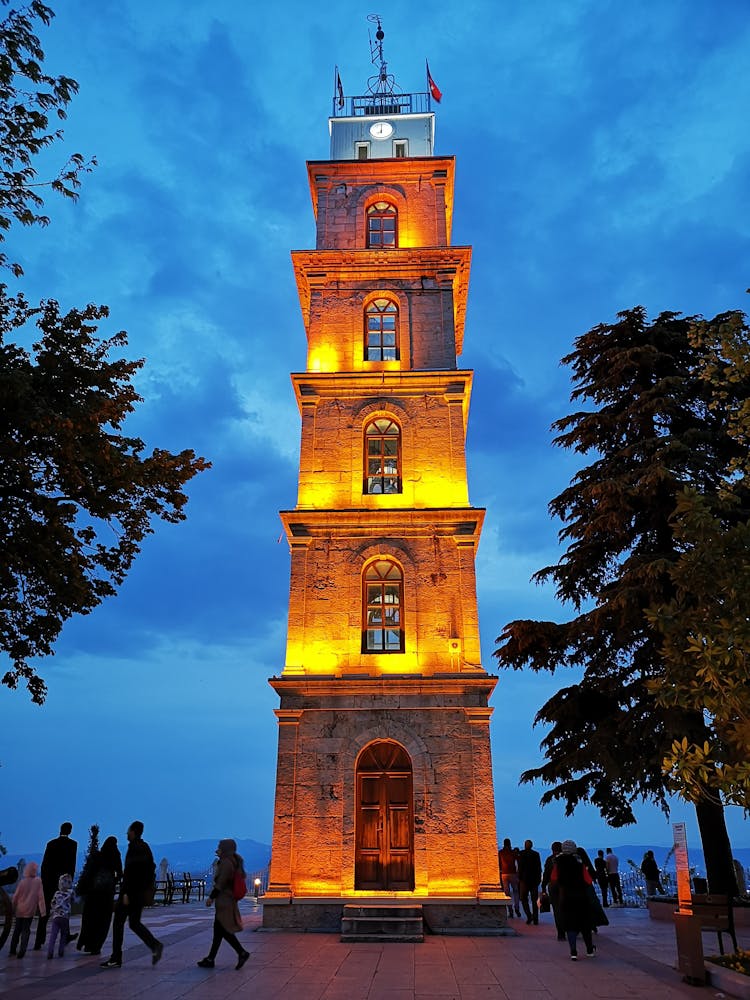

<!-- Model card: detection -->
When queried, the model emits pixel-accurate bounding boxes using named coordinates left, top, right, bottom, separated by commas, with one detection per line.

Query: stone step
left=341, top=918, right=424, bottom=933
left=341, top=903, right=424, bottom=943
left=343, top=904, right=423, bottom=919
left=341, top=933, right=424, bottom=943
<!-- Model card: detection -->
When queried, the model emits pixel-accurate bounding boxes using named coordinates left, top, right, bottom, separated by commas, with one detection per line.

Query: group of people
left=6, top=821, right=250, bottom=972
left=499, top=838, right=628, bottom=959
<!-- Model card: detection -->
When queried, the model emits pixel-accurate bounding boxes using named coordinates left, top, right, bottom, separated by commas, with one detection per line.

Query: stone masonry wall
left=266, top=694, right=499, bottom=897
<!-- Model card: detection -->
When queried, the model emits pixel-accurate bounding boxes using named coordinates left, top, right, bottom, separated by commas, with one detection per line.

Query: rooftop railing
left=332, top=91, right=432, bottom=118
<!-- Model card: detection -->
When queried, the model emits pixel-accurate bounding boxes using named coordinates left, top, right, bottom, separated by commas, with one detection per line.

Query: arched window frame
left=363, top=417, right=401, bottom=495
left=362, top=558, right=404, bottom=653
left=364, top=296, right=399, bottom=362
left=366, top=201, right=398, bottom=249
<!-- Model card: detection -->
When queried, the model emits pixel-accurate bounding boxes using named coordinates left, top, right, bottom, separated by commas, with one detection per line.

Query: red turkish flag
left=426, top=60, right=442, bottom=103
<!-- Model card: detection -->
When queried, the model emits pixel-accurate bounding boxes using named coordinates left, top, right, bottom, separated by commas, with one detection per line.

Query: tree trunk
left=693, top=797, right=737, bottom=895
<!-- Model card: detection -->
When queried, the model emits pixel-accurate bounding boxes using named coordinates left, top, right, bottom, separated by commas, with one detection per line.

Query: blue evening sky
left=3, top=0, right=749, bottom=859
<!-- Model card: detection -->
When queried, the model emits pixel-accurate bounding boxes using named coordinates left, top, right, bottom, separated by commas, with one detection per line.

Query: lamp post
left=254, top=877, right=261, bottom=900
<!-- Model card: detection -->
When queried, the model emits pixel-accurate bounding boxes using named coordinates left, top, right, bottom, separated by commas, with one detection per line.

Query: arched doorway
left=355, top=740, right=414, bottom=891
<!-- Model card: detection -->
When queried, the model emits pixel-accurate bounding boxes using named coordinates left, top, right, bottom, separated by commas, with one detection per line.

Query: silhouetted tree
left=495, top=306, right=750, bottom=893
left=0, top=1, right=95, bottom=276
left=0, top=4, right=210, bottom=701
left=1, top=292, right=210, bottom=701
left=646, top=311, right=750, bottom=811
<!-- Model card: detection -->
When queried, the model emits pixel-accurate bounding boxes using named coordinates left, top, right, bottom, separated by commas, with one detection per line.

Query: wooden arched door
left=355, top=740, right=414, bottom=891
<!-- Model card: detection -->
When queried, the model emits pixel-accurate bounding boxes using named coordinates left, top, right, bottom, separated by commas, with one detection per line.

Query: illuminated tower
left=263, top=21, right=505, bottom=934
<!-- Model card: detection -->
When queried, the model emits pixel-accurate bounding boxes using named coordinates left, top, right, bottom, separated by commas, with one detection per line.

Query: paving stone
left=1, top=899, right=748, bottom=998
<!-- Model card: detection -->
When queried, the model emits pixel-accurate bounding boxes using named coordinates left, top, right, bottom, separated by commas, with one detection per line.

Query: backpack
left=232, top=865, right=247, bottom=901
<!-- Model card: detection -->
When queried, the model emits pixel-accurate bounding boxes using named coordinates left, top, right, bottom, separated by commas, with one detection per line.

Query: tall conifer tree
left=495, top=306, right=749, bottom=893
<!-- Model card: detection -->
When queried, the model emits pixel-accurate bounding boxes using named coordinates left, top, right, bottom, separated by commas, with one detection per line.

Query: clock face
left=369, top=121, right=393, bottom=140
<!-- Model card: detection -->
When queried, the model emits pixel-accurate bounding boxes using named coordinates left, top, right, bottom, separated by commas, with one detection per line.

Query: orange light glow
left=308, top=343, right=341, bottom=373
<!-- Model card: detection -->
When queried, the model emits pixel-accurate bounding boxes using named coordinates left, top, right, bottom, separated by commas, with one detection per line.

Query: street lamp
left=254, top=877, right=261, bottom=899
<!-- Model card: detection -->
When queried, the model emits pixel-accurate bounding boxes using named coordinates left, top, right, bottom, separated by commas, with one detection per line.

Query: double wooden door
left=355, top=740, right=414, bottom=891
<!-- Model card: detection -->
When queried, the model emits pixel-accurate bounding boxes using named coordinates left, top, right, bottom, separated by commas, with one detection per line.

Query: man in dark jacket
left=517, top=839, right=543, bottom=925
left=542, top=841, right=564, bottom=940
left=34, top=822, right=77, bottom=950
left=101, top=820, right=163, bottom=968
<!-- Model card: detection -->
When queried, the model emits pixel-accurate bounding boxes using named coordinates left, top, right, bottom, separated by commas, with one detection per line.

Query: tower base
left=261, top=894, right=512, bottom=935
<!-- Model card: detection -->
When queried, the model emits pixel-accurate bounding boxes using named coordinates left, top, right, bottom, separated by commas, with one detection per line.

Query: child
left=10, top=861, right=46, bottom=958
left=47, top=873, right=75, bottom=958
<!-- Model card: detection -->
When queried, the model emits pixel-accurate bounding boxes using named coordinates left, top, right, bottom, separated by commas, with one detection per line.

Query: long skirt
left=78, top=889, right=115, bottom=954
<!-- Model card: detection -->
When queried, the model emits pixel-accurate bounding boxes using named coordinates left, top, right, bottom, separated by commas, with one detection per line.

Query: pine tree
left=75, top=823, right=99, bottom=896
left=495, top=306, right=750, bottom=893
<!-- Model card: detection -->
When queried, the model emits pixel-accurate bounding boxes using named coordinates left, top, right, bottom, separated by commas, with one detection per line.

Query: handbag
left=232, top=867, right=247, bottom=901
left=539, top=891, right=551, bottom=913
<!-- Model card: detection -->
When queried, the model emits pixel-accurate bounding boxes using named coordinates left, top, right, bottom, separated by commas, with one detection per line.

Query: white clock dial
left=369, top=121, right=393, bottom=140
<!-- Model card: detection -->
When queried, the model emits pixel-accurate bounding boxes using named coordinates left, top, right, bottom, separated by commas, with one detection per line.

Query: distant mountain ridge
left=602, top=844, right=750, bottom=876
left=6, top=839, right=748, bottom=879
left=5, top=837, right=272, bottom=877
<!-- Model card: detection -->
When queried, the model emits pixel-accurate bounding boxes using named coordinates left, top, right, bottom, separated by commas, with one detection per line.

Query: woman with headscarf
left=550, top=839, right=596, bottom=960
left=197, top=839, right=250, bottom=970
left=77, top=836, right=122, bottom=955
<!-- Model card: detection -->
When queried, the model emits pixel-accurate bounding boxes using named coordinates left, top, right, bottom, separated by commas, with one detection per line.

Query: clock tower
left=262, top=21, right=506, bottom=936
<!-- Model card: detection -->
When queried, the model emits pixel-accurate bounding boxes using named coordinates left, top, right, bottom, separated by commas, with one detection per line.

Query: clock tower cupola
left=329, top=16, right=435, bottom=161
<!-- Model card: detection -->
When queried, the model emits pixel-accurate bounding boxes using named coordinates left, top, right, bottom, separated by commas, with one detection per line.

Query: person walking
left=594, top=850, right=609, bottom=907
left=517, top=839, right=542, bottom=925
left=10, top=862, right=46, bottom=958
left=498, top=838, right=521, bottom=918
left=78, top=835, right=123, bottom=955
left=46, top=874, right=74, bottom=959
left=551, top=839, right=596, bottom=960
left=605, top=847, right=624, bottom=905
left=33, top=822, right=77, bottom=950
left=640, top=850, right=665, bottom=896
left=197, top=839, right=250, bottom=970
left=101, top=821, right=163, bottom=969
left=542, top=841, right=564, bottom=941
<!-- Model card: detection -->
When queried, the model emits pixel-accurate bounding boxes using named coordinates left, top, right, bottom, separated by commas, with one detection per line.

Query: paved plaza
left=1, top=900, right=745, bottom=999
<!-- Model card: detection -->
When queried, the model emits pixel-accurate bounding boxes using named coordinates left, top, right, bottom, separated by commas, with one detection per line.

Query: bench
left=691, top=894, right=738, bottom=955
left=152, top=872, right=207, bottom=905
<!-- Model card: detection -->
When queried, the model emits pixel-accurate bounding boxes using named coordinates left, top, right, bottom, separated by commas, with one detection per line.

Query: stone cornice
left=290, top=368, right=474, bottom=424
left=279, top=506, right=485, bottom=546
left=269, top=673, right=498, bottom=701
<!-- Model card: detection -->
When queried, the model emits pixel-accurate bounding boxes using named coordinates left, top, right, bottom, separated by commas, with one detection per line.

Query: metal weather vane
left=366, top=15, right=401, bottom=98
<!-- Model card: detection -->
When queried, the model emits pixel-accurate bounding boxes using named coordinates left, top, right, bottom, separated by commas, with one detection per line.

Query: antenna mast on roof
left=366, top=14, right=401, bottom=98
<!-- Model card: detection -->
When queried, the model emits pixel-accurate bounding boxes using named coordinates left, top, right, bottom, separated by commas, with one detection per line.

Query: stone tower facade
left=263, top=56, right=505, bottom=932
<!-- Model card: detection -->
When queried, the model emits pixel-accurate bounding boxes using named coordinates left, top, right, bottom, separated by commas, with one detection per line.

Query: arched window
left=366, top=202, right=397, bottom=248
left=365, top=298, right=399, bottom=361
left=363, top=559, right=403, bottom=652
left=364, top=418, right=401, bottom=494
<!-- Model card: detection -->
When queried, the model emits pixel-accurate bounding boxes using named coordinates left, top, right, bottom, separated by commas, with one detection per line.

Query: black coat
left=517, top=848, right=542, bottom=886
left=121, top=838, right=156, bottom=904
left=641, top=856, right=660, bottom=880
left=40, top=835, right=77, bottom=898
left=553, top=854, right=594, bottom=932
